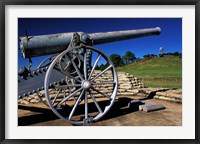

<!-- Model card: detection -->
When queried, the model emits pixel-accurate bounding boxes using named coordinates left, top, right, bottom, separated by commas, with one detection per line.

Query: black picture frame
left=0, top=0, right=199, bottom=143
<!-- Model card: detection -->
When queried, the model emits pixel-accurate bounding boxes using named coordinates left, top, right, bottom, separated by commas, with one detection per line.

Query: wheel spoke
left=63, top=89, right=66, bottom=106
left=57, top=87, right=83, bottom=107
left=54, top=84, right=81, bottom=89
left=64, top=63, right=70, bottom=70
left=90, top=65, right=113, bottom=82
left=68, top=90, right=85, bottom=120
left=92, top=81, right=116, bottom=85
left=70, top=58, right=84, bottom=81
left=72, top=96, right=77, bottom=103
left=59, top=54, right=70, bottom=71
left=38, top=55, right=55, bottom=69
left=88, top=54, right=101, bottom=80
left=91, top=86, right=112, bottom=100
left=52, top=89, right=61, bottom=104
left=75, top=53, right=84, bottom=62
left=55, top=67, right=81, bottom=83
left=90, top=92, right=103, bottom=114
left=85, top=91, right=88, bottom=119
left=69, top=87, right=78, bottom=104
left=84, top=52, right=87, bottom=80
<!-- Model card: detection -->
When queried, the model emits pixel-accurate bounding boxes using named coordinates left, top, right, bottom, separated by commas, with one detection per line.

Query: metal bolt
left=37, top=69, right=41, bottom=73
left=50, top=83, right=53, bottom=87
left=54, top=82, right=57, bottom=85
left=33, top=90, right=36, bottom=93
left=41, top=87, right=44, bottom=90
left=37, top=88, right=41, bottom=91
left=33, top=71, right=36, bottom=74
left=21, top=76, right=24, bottom=79
left=45, top=66, right=48, bottom=70
left=23, top=93, right=27, bottom=97
left=28, top=92, right=31, bottom=95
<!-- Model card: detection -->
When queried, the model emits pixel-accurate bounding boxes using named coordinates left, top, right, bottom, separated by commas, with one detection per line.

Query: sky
left=18, top=18, right=182, bottom=70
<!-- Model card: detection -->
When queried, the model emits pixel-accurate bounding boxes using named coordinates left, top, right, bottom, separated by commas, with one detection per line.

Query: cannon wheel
left=44, top=46, right=118, bottom=125
left=36, top=55, right=56, bottom=106
left=37, top=55, right=55, bottom=69
left=37, top=54, right=81, bottom=107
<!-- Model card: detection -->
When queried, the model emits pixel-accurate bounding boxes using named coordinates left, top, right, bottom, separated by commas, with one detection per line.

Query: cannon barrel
left=19, top=27, right=161, bottom=58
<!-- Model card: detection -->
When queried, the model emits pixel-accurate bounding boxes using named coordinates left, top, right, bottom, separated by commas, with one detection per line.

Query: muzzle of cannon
left=18, top=27, right=161, bottom=125
left=19, top=27, right=161, bottom=58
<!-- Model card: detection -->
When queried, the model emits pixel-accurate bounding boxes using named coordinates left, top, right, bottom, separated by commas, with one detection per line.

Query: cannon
left=18, top=27, right=161, bottom=125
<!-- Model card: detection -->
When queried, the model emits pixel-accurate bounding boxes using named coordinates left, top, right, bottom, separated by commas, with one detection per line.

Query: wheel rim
left=37, top=55, right=55, bottom=69
left=44, top=46, right=118, bottom=125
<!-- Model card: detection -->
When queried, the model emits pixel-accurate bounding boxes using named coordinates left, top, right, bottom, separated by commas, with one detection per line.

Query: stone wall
left=92, top=70, right=146, bottom=96
left=115, top=71, right=146, bottom=95
left=136, top=88, right=182, bottom=103
left=18, top=71, right=182, bottom=104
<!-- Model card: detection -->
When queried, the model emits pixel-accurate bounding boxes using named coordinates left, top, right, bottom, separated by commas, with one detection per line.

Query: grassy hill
left=117, top=55, right=182, bottom=88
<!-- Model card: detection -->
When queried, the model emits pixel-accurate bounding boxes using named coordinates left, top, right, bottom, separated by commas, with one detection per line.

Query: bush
left=110, top=54, right=124, bottom=67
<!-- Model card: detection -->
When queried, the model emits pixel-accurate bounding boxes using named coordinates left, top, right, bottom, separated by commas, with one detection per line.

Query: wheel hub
left=82, top=80, right=91, bottom=90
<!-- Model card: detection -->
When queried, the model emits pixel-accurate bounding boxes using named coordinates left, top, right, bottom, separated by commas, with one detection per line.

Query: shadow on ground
left=18, top=97, right=148, bottom=126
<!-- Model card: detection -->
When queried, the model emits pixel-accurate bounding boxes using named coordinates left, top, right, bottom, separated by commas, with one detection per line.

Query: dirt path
left=18, top=95, right=182, bottom=126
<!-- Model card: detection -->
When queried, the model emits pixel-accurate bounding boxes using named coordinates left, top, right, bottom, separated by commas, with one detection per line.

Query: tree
left=109, top=54, right=124, bottom=67
left=143, top=54, right=157, bottom=59
left=99, top=63, right=107, bottom=71
left=123, top=51, right=136, bottom=63
left=173, top=51, right=180, bottom=56
left=122, top=55, right=128, bottom=64
left=95, top=65, right=100, bottom=70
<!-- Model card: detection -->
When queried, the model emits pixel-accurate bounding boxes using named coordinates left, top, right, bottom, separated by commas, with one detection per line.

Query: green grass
left=117, top=55, right=182, bottom=88
left=143, top=81, right=182, bottom=88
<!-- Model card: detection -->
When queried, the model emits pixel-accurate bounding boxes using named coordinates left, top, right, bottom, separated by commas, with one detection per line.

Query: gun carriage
left=18, top=27, right=161, bottom=125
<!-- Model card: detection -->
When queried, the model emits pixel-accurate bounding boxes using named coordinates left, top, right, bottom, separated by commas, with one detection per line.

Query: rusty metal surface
left=19, top=27, right=161, bottom=58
